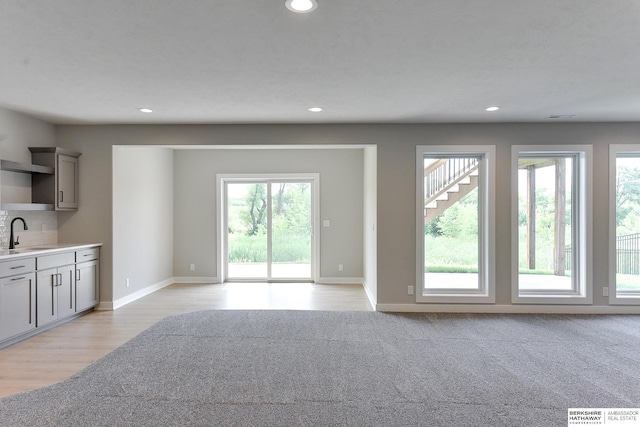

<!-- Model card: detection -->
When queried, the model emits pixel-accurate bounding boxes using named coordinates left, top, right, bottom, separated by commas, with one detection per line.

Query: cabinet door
left=0, top=273, right=36, bottom=341
left=57, top=154, right=78, bottom=209
left=57, top=265, right=76, bottom=319
left=76, top=260, right=99, bottom=312
left=36, top=268, right=58, bottom=327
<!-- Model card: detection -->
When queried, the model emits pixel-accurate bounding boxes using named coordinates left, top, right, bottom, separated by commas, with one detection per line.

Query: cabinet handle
left=29, top=283, right=32, bottom=324
left=10, top=265, right=26, bottom=270
left=58, top=273, right=63, bottom=286
left=76, top=269, right=81, bottom=281
left=60, top=191, right=64, bottom=202
left=11, top=276, right=26, bottom=281
left=51, top=275, right=55, bottom=315
left=69, top=275, right=73, bottom=310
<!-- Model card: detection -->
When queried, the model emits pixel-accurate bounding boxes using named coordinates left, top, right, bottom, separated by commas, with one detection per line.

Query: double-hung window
left=512, top=145, right=592, bottom=304
left=416, top=145, right=495, bottom=303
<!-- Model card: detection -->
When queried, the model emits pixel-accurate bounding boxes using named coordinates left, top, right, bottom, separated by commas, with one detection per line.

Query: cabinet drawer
left=0, top=258, right=36, bottom=278
left=36, top=252, right=75, bottom=270
left=76, top=247, right=99, bottom=262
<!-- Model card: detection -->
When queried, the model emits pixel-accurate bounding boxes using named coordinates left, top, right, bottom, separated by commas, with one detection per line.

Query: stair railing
left=424, top=157, right=479, bottom=206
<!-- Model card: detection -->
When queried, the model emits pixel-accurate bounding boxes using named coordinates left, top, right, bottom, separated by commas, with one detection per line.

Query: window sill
left=512, top=294, right=593, bottom=305
left=609, top=293, right=640, bottom=305
left=417, top=293, right=495, bottom=304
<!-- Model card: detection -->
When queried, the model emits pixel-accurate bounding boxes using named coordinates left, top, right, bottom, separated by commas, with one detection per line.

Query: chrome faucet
left=9, top=217, right=28, bottom=250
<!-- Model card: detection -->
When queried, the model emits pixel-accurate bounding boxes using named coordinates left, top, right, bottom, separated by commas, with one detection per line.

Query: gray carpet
left=1, top=311, right=639, bottom=426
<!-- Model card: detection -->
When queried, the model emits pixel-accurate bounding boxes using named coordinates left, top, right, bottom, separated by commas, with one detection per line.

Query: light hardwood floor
left=0, top=282, right=372, bottom=397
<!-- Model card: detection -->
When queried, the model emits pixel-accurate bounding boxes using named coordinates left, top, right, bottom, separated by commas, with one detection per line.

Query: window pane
left=423, top=156, right=480, bottom=290
left=517, top=157, right=573, bottom=291
left=615, top=156, right=640, bottom=294
left=270, top=182, right=312, bottom=279
left=227, top=183, right=268, bottom=279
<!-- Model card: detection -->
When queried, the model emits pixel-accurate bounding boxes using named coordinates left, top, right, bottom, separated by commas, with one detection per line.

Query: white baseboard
left=317, top=276, right=363, bottom=285
left=376, top=303, right=640, bottom=314
left=362, top=279, right=377, bottom=309
left=108, top=278, right=175, bottom=310
left=173, top=276, right=220, bottom=284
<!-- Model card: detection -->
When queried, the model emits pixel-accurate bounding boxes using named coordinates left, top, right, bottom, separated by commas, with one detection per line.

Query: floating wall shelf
left=0, top=160, right=54, bottom=175
left=1, top=159, right=56, bottom=211
left=0, top=203, right=54, bottom=211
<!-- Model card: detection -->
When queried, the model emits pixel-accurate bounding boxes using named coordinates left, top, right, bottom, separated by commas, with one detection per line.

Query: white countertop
left=0, top=243, right=102, bottom=260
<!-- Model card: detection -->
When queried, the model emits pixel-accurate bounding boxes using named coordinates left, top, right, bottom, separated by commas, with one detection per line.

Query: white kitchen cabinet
left=30, top=147, right=81, bottom=211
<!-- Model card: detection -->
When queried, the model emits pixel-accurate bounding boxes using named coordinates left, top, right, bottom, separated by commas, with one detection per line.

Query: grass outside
left=228, top=233, right=311, bottom=264
left=424, top=235, right=478, bottom=267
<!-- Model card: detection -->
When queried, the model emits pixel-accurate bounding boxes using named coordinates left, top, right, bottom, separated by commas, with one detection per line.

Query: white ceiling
left=1, top=1, right=640, bottom=125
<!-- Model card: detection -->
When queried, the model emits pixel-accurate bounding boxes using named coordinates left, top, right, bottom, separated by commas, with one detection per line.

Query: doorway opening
left=219, top=174, right=319, bottom=282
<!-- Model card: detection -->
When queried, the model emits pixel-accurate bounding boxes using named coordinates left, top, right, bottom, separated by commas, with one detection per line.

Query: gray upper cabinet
left=57, top=154, right=79, bottom=209
left=30, top=147, right=81, bottom=211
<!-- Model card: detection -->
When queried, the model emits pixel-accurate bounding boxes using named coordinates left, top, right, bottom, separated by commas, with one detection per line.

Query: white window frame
left=609, top=145, right=640, bottom=305
left=415, top=145, right=495, bottom=303
left=511, top=145, right=592, bottom=304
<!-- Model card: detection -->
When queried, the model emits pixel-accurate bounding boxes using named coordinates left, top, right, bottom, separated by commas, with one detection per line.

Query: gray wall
left=52, top=122, right=640, bottom=309
left=113, top=146, right=174, bottom=301
left=173, top=148, right=364, bottom=280
left=0, top=108, right=55, bottom=204
left=0, top=108, right=56, bottom=248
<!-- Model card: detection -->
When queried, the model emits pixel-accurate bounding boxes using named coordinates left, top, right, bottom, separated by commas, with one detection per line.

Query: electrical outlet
left=408, top=285, right=414, bottom=295
left=126, top=278, right=130, bottom=288
left=603, top=287, right=609, bottom=297
left=338, top=264, right=344, bottom=272
left=190, top=264, right=196, bottom=271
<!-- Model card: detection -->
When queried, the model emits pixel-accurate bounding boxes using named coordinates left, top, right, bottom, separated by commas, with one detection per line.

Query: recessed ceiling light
left=138, top=108, right=153, bottom=113
left=308, top=107, right=323, bottom=112
left=486, top=106, right=500, bottom=112
left=285, top=0, right=318, bottom=13
left=549, top=114, right=576, bottom=119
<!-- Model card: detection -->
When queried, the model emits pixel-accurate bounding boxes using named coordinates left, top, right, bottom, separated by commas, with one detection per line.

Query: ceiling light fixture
left=549, top=114, right=576, bottom=119
left=486, top=106, right=500, bottom=112
left=308, top=107, right=323, bottom=112
left=285, top=0, right=318, bottom=13
left=138, top=108, right=153, bottom=113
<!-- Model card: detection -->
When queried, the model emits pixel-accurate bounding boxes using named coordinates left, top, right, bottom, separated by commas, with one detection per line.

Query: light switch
left=323, top=219, right=331, bottom=227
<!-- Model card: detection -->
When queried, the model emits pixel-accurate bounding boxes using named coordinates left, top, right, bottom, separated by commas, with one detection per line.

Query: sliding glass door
left=225, top=179, right=314, bottom=281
